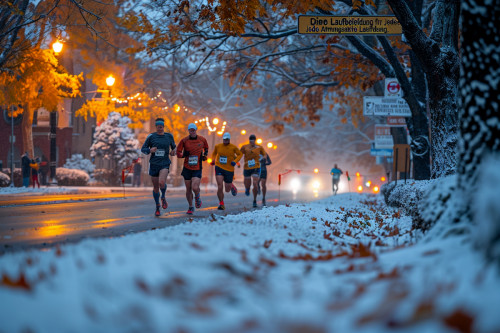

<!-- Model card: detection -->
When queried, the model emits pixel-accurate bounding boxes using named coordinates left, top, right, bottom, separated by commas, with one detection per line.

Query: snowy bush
left=414, top=175, right=466, bottom=235
left=0, top=172, right=10, bottom=187
left=1, top=168, right=21, bottom=187
left=63, top=154, right=95, bottom=177
left=93, top=168, right=120, bottom=186
left=55, top=168, right=89, bottom=186
left=382, top=179, right=441, bottom=231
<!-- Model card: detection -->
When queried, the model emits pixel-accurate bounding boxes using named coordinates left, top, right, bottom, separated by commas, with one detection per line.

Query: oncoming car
left=286, top=174, right=324, bottom=196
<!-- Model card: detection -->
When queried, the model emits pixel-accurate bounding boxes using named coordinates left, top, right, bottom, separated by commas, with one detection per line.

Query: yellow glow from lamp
left=256, top=138, right=262, bottom=144
left=267, top=142, right=273, bottom=148
left=213, top=118, right=219, bottom=125
left=106, top=75, right=115, bottom=87
left=241, top=130, right=246, bottom=135
left=52, top=40, right=63, bottom=54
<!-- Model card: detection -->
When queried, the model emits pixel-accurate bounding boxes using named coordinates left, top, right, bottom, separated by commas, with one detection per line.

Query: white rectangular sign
left=374, top=125, right=393, bottom=149
left=363, top=96, right=411, bottom=116
left=370, top=148, right=393, bottom=156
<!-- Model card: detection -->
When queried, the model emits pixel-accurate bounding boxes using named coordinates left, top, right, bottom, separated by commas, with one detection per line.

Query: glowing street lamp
left=313, top=168, right=319, bottom=174
left=267, top=142, right=273, bottom=148
left=106, top=74, right=115, bottom=88
left=241, top=129, right=246, bottom=135
left=256, top=138, right=263, bottom=144
left=52, top=40, right=63, bottom=54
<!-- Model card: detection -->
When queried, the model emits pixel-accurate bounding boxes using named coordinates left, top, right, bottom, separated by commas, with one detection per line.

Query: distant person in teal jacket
left=330, top=164, right=343, bottom=195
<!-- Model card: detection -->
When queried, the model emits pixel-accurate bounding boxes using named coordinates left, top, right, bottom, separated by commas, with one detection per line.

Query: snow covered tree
left=415, top=0, right=499, bottom=266
left=90, top=112, right=140, bottom=185
left=63, top=154, right=95, bottom=177
left=458, top=0, right=500, bottom=264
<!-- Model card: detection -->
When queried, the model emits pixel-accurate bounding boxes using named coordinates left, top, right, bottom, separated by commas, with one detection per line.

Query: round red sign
left=387, top=81, right=401, bottom=94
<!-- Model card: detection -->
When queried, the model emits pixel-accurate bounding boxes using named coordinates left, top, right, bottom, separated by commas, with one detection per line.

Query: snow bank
left=473, top=155, right=500, bottom=263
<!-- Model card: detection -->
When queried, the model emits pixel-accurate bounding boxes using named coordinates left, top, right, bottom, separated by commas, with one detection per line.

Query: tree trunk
left=428, top=58, right=459, bottom=179
left=408, top=48, right=431, bottom=181
left=21, top=103, right=34, bottom=158
left=386, top=0, right=460, bottom=179
left=458, top=0, right=500, bottom=263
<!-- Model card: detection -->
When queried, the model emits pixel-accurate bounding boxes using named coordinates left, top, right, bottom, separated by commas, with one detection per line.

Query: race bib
left=332, top=173, right=340, bottom=180
left=248, top=159, right=256, bottom=167
left=188, top=155, right=198, bottom=166
left=219, top=156, right=228, bottom=164
left=155, top=149, right=165, bottom=157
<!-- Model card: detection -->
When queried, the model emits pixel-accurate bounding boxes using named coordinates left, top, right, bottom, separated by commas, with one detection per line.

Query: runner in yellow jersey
left=240, top=134, right=267, bottom=208
left=210, top=132, right=243, bottom=210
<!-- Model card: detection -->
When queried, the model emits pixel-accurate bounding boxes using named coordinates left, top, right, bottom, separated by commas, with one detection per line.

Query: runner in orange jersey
left=176, top=123, right=209, bottom=215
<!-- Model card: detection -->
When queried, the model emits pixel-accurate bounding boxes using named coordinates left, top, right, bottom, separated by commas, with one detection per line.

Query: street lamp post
left=49, top=111, right=57, bottom=185
left=9, top=106, right=14, bottom=187
left=49, top=40, right=64, bottom=185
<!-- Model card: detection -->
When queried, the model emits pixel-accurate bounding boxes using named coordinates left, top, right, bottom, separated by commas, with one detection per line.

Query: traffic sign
left=387, top=116, right=406, bottom=125
left=363, top=96, right=411, bottom=116
left=370, top=148, right=393, bottom=156
left=298, top=15, right=402, bottom=35
left=385, top=78, right=402, bottom=97
left=374, top=125, right=393, bottom=149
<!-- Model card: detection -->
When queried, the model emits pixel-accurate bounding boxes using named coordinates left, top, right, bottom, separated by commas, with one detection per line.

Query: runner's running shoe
left=195, top=195, right=202, bottom=209
left=161, top=197, right=168, bottom=209
left=230, top=184, right=238, bottom=196
left=155, top=206, right=161, bottom=217
left=186, top=207, right=194, bottom=215
left=253, top=201, right=257, bottom=208
left=245, top=188, right=250, bottom=196
left=217, top=201, right=225, bottom=210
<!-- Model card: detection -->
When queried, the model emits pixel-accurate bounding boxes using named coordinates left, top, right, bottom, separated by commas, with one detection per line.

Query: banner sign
left=298, top=16, right=402, bottom=35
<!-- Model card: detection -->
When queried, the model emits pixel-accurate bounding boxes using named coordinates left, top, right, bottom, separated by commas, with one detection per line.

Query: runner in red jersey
left=176, top=123, right=209, bottom=214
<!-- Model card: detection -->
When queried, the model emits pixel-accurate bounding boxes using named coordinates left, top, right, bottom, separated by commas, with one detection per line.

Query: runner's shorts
left=181, top=167, right=202, bottom=180
left=215, top=166, right=234, bottom=184
left=243, top=168, right=261, bottom=178
left=149, top=164, right=169, bottom=177
left=259, top=169, right=267, bottom=179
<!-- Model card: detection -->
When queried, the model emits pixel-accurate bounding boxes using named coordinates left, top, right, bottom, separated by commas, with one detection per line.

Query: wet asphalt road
left=0, top=188, right=330, bottom=254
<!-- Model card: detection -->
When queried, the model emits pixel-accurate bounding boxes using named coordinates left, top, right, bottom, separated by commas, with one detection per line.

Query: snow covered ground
left=0, top=190, right=499, bottom=333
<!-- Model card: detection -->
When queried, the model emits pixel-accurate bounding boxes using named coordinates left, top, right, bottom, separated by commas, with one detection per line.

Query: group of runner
left=141, top=118, right=271, bottom=216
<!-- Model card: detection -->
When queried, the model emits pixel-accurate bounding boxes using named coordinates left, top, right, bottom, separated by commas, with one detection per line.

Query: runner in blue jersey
left=330, top=164, right=343, bottom=195
left=141, top=118, right=177, bottom=216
